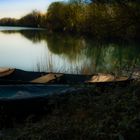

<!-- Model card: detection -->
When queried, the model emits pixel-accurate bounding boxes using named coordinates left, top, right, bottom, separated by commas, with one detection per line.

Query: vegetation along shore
left=0, top=81, right=140, bottom=140
left=0, top=0, right=139, bottom=41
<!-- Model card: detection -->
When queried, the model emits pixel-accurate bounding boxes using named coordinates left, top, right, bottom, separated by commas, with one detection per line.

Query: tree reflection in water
left=1, top=29, right=140, bottom=75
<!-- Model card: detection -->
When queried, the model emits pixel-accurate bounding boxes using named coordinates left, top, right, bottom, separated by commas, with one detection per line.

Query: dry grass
left=0, top=82, right=140, bottom=140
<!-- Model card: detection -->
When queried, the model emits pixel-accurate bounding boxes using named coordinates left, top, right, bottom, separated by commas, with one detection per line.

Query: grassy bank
left=0, top=81, right=140, bottom=140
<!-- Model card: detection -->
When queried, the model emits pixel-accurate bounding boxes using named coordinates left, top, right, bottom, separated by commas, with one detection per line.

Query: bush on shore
left=0, top=1, right=139, bottom=41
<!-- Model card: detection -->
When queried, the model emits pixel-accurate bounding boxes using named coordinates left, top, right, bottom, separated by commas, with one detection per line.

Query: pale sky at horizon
left=0, top=0, right=65, bottom=19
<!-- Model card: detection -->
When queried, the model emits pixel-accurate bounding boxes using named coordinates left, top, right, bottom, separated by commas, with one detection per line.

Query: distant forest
left=0, top=0, right=139, bottom=40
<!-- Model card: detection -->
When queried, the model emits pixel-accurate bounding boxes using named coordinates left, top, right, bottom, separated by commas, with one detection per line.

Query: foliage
left=91, top=0, right=139, bottom=4
left=18, top=10, right=42, bottom=27
left=0, top=1, right=139, bottom=40
left=0, top=18, right=17, bottom=26
left=45, top=1, right=140, bottom=40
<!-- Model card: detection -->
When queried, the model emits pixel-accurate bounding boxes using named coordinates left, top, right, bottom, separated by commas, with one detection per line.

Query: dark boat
left=0, top=68, right=132, bottom=85
left=0, top=68, right=133, bottom=118
left=0, top=84, right=79, bottom=123
left=0, top=68, right=133, bottom=102
left=0, top=84, right=72, bottom=100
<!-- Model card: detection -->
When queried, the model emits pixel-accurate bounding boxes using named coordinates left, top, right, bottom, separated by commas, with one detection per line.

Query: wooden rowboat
left=0, top=68, right=15, bottom=78
left=0, top=68, right=133, bottom=85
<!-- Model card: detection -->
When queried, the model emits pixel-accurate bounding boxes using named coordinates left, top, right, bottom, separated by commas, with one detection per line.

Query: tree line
left=0, top=0, right=139, bottom=40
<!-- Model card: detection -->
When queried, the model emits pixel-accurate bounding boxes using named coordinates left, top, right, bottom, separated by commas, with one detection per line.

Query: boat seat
left=86, top=73, right=128, bottom=83
left=31, top=73, right=63, bottom=84
left=0, top=68, right=15, bottom=78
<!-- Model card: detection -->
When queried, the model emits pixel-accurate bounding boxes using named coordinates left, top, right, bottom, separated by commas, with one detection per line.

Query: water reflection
left=0, top=27, right=140, bottom=75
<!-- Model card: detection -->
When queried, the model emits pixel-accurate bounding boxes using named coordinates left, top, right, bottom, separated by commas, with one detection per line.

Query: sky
left=0, top=0, right=65, bottom=19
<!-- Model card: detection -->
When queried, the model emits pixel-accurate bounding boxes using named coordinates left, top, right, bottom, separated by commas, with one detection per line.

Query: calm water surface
left=0, top=26, right=140, bottom=75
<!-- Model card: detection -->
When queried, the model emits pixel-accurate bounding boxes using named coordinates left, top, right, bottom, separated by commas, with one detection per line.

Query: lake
left=0, top=26, right=140, bottom=76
